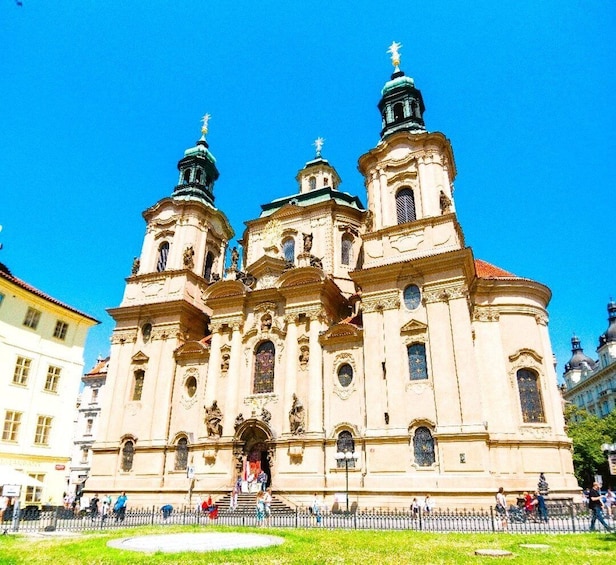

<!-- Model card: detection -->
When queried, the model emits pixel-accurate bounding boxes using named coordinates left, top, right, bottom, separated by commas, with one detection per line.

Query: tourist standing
left=589, top=482, right=612, bottom=532
left=534, top=491, right=548, bottom=522
left=423, top=495, right=434, bottom=514
left=255, top=491, right=265, bottom=525
left=113, top=492, right=128, bottom=522
left=312, top=493, right=322, bottom=525
left=495, top=487, right=508, bottom=530
left=605, top=488, right=615, bottom=519
left=89, top=493, right=100, bottom=520
left=411, top=497, right=419, bottom=519
left=263, top=487, right=272, bottom=525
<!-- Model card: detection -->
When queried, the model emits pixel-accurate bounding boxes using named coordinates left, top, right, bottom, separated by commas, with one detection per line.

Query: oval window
left=403, top=284, right=421, bottom=310
left=142, top=323, right=152, bottom=342
left=185, top=376, right=197, bottom=398
left=337, top=364, right=353, bottom=387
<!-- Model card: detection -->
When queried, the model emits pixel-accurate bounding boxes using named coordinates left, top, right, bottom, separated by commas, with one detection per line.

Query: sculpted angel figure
left=289, top=394, right=305, bottom=435
left=204, top=400, right=223, bottom=437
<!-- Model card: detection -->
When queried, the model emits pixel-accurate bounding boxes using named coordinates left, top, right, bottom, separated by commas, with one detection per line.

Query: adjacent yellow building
left=0, top=261, right=98, bottom=508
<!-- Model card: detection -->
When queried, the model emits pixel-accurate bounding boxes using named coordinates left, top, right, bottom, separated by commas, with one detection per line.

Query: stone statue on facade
left=183, top=245, right=195, bottom=268
left=261, top=408, right=272, bottom=424
left=131, top=257, right=140, bottom=275
left=439, top=191, right=452, bottom=214
left=230, top=247, right=239, bottom=270
left=537, top=472, right=549, bottom=496
left=302, top=232, right=313, bottom=253
left=204, top=400, right=223, bottom=437
left=221, top=353, right=230, bottom=373
left=289, top=394, right=305, bottom=435
left=234, top=413, right=244, bottom=431
left=299, top=346, right=310, bottom=369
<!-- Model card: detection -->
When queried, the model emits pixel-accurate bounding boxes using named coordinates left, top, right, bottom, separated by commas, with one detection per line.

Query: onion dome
left=564, top=335, right=596, bottom=372
left=599, top=300, right=616, bottom=346
left=173, top=114, right=219, bottom=206
left=378, top=41, right=426, bottom=139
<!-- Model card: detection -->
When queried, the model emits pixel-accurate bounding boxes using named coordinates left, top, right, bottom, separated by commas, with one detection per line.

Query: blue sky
left=1, top=1, right=614, bottom=378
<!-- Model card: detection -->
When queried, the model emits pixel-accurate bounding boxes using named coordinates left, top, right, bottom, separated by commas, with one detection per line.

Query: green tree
left=564, top=404, right=613, bottom=487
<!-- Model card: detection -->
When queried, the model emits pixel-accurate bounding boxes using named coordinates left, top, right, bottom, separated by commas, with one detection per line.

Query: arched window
left=282, top=238, right=295, bottom=264
left=393, top=102, right=404, bottom=122
left=253, top=341, right=275, bottom=394
left=337, top=364, right=353, bottom=387
left=195, top=169, right=202, bottom=183
left=309, top=176, right=316, bottom=191
left=517, top=369, right=545, bottom=423
left=157, top=242, right=170, bottom=272
left=121, top=440, right=134, bottom=472
left=336, top=431, right=356, bottom=468
left=132, top=370, right=145, bottom=401
left=396, top=188, right=416, bottom=224
left=413, top=427, right=435, bottom=466
left=407, top=343, right=428, bottom=380
left=182, top=170, right=191, bottom=184
left=203, top=251, right=214, bottom=281
left=175, top=437, right=188, bottom=470
left=341, top=235, right=353, bottom=266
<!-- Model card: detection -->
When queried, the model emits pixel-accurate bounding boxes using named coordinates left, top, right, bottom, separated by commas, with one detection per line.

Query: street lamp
left=334, top=450, right=358, bottom=513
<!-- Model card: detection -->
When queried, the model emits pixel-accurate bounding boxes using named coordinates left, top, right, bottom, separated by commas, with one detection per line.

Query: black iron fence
left=2, top=502, right=607, bottom=534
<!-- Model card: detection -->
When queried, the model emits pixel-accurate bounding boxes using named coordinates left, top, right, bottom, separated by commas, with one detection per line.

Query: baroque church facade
left=88, top=48, right=578, bottom=507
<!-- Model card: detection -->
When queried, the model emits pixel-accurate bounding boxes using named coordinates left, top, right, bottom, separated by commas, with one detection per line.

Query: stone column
left=284, top=314, right=298, bottom=433
left=307, top=311, right=323, bottom=433
left=378, top=167, right=388, bottom=226
left=225, top=320, right=244, bottom=432
left=205, top=324, right=222, bottom=408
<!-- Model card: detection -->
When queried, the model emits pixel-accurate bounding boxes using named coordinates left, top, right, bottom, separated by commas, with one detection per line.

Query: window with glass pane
left=157, top=241, right=170, bottom=272
left=403, top=284, right=421, bottom=310
left=2, top=411, right=22, bottom=441
left=413, top=426, right=435, bottom=466
left=132, top=370, right=145, bottom=401
left=81, top=447, right=89, bottom=464
left=341, top=235, right=353, bottom=266
left=34, top=416, right=52, bottom=445
left=407, top=343, right=428, bottom=380
left=53, top=320, right=68, bottom=340
left=122, top=441, right=135, bottom=471
left=396, top=187, right=416, bottom=224
left=85, top=419, right=93, bottom=435
left=337, top=364, right=353, bottom=387
left=336, top=431, right=356, bottom=468
left=253, top=341, right=275, bottom=394
left=517, top=369, right=545, bottom=423
left=45, top=366, right=61, bottom=392
left=175, top=437, right=188, bottom=470
left=23, top=307, right=41, bottom=329
left=13, top=356, right=31, bottom=385
left=25, top=474, right=44, bottom=503
left=91, top=388, right=99, bottom=403
left=203, top=251, right=214, bottom=281
left=282, top=238, right=295, bottom=264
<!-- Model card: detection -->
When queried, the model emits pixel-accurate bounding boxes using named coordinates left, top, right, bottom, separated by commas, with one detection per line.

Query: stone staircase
left=215, top=492, right=295, bottom=515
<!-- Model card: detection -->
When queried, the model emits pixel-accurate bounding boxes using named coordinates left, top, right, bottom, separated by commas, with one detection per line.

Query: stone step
left=214, top=492, right=295, bottom=515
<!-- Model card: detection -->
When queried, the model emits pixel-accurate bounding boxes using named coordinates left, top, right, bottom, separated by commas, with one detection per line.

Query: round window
left=403, top=284, right=421, bottom=310
left=337, top=364, right=353, bottom=387
left=142, top=323, right=152, bottom=342
left=185, top=376, right=197, bottom=398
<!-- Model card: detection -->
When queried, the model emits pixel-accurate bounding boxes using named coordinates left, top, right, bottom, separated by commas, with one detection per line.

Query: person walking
left=589, top=482, right=612, bottom=532
left=311, top=493, right=322, bottom=525
left=495, top=487, right=508, bottom=530
left=410, top=497, right=419, bottom=519
left=263, top=487, right=272, bottom=525
left=605, top=488, right=615, bottom=519
left=113, top=492, right=128, bottom=522
left=255, top=491, right=265, bottom=525
left=89, top=493, right=100, bottom=521
left=534, top=490, right=548, bottom=522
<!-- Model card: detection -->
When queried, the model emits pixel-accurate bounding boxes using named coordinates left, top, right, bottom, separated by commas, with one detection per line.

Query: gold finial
left=314, top=137, right=324, bottom=157
left=201, top=113, right=211, bottom=136
left=387, top=41, right=402, bottom=70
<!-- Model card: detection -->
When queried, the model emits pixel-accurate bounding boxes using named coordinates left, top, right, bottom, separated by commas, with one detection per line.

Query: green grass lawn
left=0, top=525, right=614, bottom=564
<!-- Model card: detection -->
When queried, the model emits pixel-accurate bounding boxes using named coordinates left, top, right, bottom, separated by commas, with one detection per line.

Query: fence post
left=295, top=507, right=298, bottom=529
left=490, top=506, right=495, bottom=532
left=418, top=507, right=423, bottom=531
left=570, top=503, right=576, bottom=533
left=151, top=505, right=155, bottom=525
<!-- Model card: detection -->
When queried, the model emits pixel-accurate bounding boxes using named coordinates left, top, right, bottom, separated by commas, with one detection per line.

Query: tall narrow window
left=407, top=343, right=428, bottom=380
left=253, top=341, right=275, bottom=394
left=413, top=426, right=435, bottom=466
left=23, top=307, right=41, bottom=329
left=34, top=415, right=53, bottom=445
left=282, top=238, right=295, bottom=264
left=309, top=176, right=316, bottom=191
left=121, top=440, right=135, bottom=471
left=132, top=370, right=145, bottom=401
left=25, top=474, right=44, bottom=503
left=44, top=366, right=61, bottom=392
left=85, top=419, right=93, bottom=435
left=517, top=369, right=545, bottom=423
left=157, top=242, right=170, bottom=272
left=203, top=251, right=214, bottom=281
left=341, top=235, right=353, bottom=266
left=175, top=437, right=188, bottom=470
left=336, top=431, right=356, bottom=468
left=2, top=411, right=22, bottom=441
left=396, top=187, right=416, bottom=224
left=393, top=102, right=404, bottom=122
left=53, top=321, right=69, bottom=340
left=183, top=170, right=191, bottom=184
left=13, top=356, right=31, bottom=386
left=91, top=388, right=99, bottom=403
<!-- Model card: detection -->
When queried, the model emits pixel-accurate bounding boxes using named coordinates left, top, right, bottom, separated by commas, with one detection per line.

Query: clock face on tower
left=403, top=284, right=421, bottom=310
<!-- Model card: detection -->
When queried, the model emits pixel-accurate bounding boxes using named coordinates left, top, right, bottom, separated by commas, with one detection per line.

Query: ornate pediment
left=320, top=323, right=363, bottom=345
left=508, top=348, right=543, bottom=364
left=174, top=340, right=209, bottom=361
left=277, top=266, right=325, bottom=289
left=400, top=319, right=428, bottom=335
left=202, top=279, right=246, bottom=300
left=131, top=351, right=149, bottom=364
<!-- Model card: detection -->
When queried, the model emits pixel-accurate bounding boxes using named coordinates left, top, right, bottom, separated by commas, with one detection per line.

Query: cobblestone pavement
left=107, top=532, right=285, bottom=553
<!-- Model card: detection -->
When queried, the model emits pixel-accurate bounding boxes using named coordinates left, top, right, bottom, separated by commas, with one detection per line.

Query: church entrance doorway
left=235, top=421, right=273, bottom=492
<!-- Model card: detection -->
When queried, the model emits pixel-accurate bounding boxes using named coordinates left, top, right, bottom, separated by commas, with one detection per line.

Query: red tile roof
left=0, top=262, right=99, bottom=323
left=85, top=356, right=110, bottom=376
left=474, top=259, right=517, bottom=279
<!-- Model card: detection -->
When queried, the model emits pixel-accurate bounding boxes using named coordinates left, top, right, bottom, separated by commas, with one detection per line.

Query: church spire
left=378, top=41, right=426, bottom=139
left=173, top=114, right=219, bottom=206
